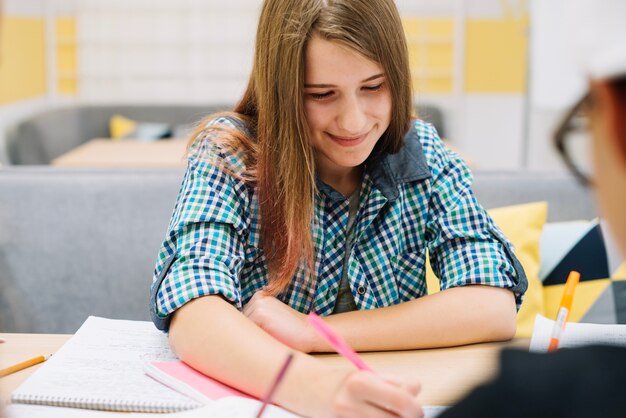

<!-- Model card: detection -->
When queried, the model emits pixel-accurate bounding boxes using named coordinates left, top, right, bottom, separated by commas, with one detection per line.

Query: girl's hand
left=322, top=370, right=423, bottom=418
left=243, top=291, right=317, bottom=352
left=244, top=292, right=423, bottom=417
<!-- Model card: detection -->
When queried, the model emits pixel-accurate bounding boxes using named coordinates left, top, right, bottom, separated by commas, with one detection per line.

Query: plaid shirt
left=150, top=118, right=527, bottom=331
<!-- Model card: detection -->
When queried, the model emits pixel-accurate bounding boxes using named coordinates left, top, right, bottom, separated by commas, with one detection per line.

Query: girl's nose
left=336, top=96, right=367, bottom=135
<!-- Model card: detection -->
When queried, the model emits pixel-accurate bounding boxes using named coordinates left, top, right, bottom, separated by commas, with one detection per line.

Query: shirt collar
left=365, top=124, right=431, bottom=201
left=317, top=125, right=432, bottom=202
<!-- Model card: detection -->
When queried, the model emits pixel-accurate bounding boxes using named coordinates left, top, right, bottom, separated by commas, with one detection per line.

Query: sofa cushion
left=109, top=115, right=172, bottom=141
left=490, top=202, right=548, bottom=338
left=6, top=108, right=84, bottom=164
left=0, top=167, right=184, bottom=333
left=541, top=220, right=626, bottom=324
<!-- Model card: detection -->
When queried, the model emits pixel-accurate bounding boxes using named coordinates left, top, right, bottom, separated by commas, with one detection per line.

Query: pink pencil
left=307, top=312, right=375, bottom=373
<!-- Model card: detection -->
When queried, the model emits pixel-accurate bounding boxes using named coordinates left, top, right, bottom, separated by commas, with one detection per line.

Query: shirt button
left=357, top=285, right=366, bottom=295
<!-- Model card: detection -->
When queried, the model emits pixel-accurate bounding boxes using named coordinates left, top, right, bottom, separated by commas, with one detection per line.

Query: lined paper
left=530, top=314, right=626, bottom=352
left=11, top=317, right=200, bottom=412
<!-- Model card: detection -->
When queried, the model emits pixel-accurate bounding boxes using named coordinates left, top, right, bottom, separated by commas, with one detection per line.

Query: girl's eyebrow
left=304, top=73, right=385, bottom=88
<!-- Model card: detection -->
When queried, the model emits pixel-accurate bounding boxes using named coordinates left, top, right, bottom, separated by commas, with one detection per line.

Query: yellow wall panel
left=427, top=44, right=453, bottom=70
left=425, top=78, right=453, bottom=94
left=408, top=47, right=420, bottom=70
left=58, top=79, right=77, bottom=95
left=56, top=17, right=78, bottom=96
left=426, top=19, right=453, bottom=37
left=465, top=18, right=528, bottom=93
left=402, top=17, right=422, bottom=38
left=0, top=17, right=47, bottom=104
left=56, top=17, right=76, bottom=39
left=403, top=17, right=454, bottom=94
left=57, top=44, right=77, bottom=72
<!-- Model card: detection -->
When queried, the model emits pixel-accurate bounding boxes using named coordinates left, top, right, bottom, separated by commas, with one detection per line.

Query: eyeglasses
left=553, top=93, right=594, bottom=187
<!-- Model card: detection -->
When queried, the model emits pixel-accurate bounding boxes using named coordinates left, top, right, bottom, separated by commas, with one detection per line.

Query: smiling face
left=303, top=34, right=392, bottom=193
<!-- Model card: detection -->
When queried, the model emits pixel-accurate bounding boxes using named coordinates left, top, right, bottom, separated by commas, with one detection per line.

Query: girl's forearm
left=168, top=295, right=347, bottom=416
left=318, top=285, right=517, bottom=352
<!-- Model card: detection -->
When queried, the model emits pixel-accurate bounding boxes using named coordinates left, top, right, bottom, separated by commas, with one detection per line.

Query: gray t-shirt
left=332, top=185, right=361, bottom=314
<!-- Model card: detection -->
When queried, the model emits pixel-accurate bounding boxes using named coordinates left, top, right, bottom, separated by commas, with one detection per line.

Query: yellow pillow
left=540, top=224, right=625, bottom=324
left=543, top=279, right=610, bottom=322
left=110, top=115, right=137, bottom=140
left=425, top=201, right=548, bottom=338
left=614, top=262, right=626, bottom=279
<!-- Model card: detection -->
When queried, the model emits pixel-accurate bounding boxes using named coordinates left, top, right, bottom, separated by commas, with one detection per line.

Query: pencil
left=307, top=312, right=375, bottom=373
left=0, top=337, right=5, bottom=344
left=0, top=354, right=51, bottom=377
left=255, top=352, right=294, bottom=418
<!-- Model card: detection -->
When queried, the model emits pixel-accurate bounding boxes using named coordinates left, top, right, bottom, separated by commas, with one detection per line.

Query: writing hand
left=323, top=370, right=423, bottom=418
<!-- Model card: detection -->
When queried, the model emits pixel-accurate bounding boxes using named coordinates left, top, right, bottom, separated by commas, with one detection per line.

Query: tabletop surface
left=0, top=332, right=528, bottom=409
left=51, top=139, right=188, bottom=168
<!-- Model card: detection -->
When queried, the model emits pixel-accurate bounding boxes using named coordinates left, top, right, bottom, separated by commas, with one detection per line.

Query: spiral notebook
left=11, top=316, right=201, bottom=413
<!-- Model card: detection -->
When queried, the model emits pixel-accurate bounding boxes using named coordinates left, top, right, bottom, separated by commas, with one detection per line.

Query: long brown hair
left=189, top=0, right=413, bottom=295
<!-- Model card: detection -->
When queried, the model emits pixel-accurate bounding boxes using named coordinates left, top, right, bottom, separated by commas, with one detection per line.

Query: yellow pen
left=548, top=271, right=580, bottom=352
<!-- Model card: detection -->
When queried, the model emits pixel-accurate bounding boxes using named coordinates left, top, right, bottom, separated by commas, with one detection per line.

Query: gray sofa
left=0, top=167, right=596, bottom=333
left=4, top=105, right=231, bottom=165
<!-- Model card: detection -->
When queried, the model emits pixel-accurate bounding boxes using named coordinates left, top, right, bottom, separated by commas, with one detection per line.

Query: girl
left=150, top=0, right=527, bottom=416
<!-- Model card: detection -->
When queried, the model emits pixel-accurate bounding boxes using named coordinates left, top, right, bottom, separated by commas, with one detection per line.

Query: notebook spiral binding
left=11, top=393, right=196, bottom=413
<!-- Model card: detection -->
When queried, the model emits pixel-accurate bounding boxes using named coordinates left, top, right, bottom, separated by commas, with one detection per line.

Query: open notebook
left=11, top=317, right=197, bottom=412
left=10, top=316, right=293, bottom=416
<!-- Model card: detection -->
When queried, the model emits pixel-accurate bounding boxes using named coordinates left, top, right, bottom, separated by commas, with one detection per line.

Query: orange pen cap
left=559, top=271, right=580, bottom=312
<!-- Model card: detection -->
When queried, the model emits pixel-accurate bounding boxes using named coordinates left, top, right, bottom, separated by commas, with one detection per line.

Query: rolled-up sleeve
left=423, top=126, right=527, bottom=310
left=150, top=128, right=250, bottom=331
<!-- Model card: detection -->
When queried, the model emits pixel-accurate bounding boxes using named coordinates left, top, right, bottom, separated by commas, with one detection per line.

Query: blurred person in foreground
left=441, top=1, right=626, bottom=417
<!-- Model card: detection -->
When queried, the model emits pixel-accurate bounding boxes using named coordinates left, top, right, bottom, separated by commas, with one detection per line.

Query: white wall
left=460, top=95, right=526, bottom=169
left=527, top=0, right=587, bottom=173
left=3, top=0, right=44, bottom=15
left=75, top=0, right=260, bottom=105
